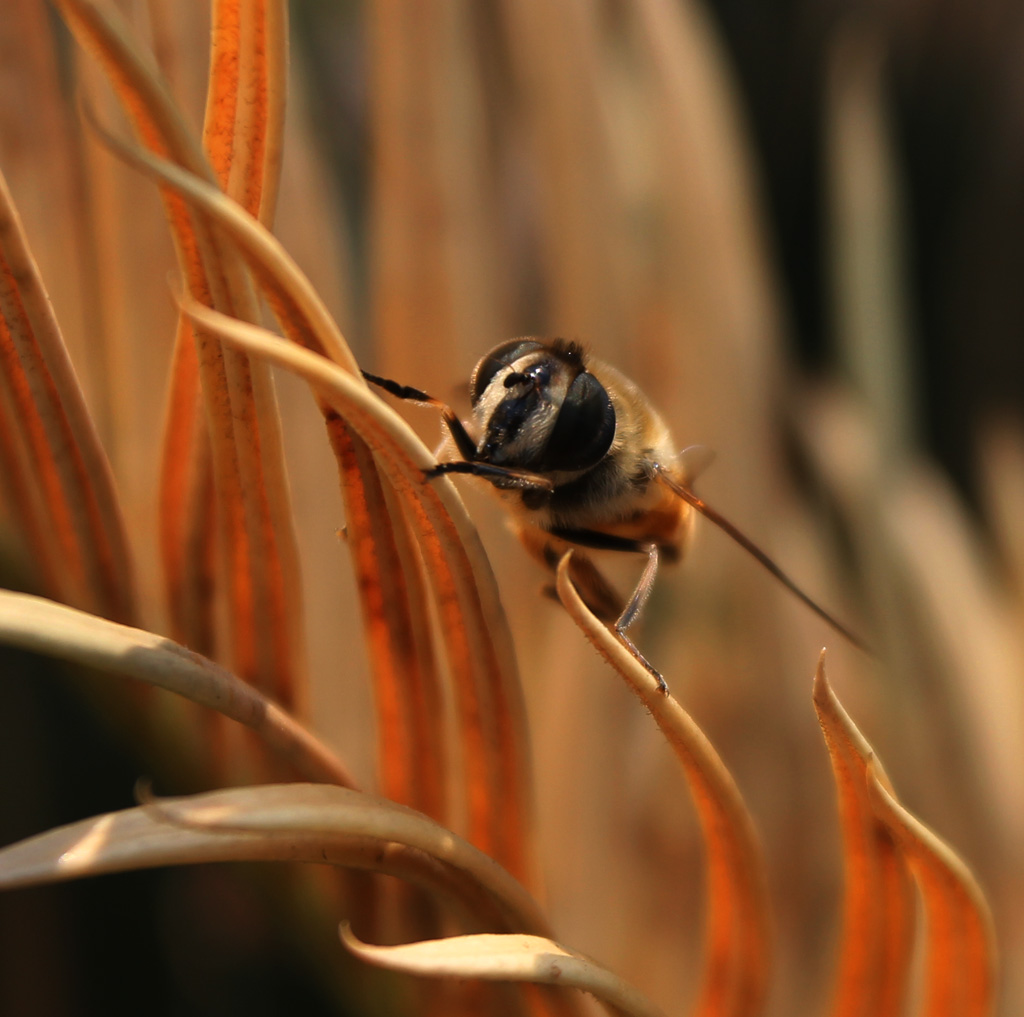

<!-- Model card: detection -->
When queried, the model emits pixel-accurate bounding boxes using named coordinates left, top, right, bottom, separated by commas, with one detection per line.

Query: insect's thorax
left=512, top=360, right=691, bottom=551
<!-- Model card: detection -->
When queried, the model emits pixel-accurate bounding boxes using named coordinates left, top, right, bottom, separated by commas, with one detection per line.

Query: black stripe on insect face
left=470, top=339, right=546, bottom=405
left=478, top=362, right=551, bottom=462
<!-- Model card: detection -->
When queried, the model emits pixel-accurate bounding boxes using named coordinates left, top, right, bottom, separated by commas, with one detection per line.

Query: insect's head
left=468, top=338, right=616, bottom=473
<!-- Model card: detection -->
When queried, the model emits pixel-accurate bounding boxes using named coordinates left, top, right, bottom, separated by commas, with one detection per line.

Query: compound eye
left=470, top=339, right=545, bottom=405
left=540, top=371, right=616, bottom=472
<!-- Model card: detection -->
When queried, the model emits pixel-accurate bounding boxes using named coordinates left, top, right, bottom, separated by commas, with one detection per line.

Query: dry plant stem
left=0, top=591, right=352, bottom=788
left=497, top=0, right=629, bottom=347
left=0, top=373, right=60, bottom=593
left=813, top=659, right=914, bottom=1017
left=176, top=301, right=535, bottom=887
left=367, top=1, right=496, bottom=387
left=95, top=131, right=450, bottom=820
left=254, top=0, right=288, bottom=227
left=342, top=929, right=667, bottom=1017
left=58, top=0, right=217, bottom=308
left=59, top=0, right=304, bottom=706
left=379, top=472, right=449, bottom=818
left=55, top=0, right=207, bottom=171
left=0, top=167, right=136, bottom=623
left=555, top=552, right=770, bottom=1017
left=162, top=0, right=251, bottom=656
left=867, top=768, right=997, bottom=1017
left=89, top=130, right=354, bottom=368
left=160, top=315, right=217, bottom=656
left=95, top=107, right=531, bottom=878
left=0, top=784, right=551, bottom=940
left=198, top=0, right=301, bottom=707
left=327, top=416, right=446, bottom=821
left=159, top=0, right=289, bottom=660
left=205, top=0, right=286, bottom=219
left=99, top=131, right=450, bottom=820
left=182, top=209, right=301, bottom=706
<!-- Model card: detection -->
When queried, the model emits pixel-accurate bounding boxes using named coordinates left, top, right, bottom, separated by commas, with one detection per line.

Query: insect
left=364, top=338, right=865, bottom=690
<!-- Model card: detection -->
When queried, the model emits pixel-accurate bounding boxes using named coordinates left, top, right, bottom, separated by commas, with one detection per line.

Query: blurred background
left=1, top=0, right=1023, bottom=1014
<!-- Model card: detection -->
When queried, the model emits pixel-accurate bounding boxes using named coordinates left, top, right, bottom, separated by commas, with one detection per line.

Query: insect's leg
left=547, top=527, right=651, bottom=554
left=616, top=543, right=660, bottom=632
left=541, top=527, right=668, bottom=687
left=614, top=545, right=669, bottom=694
left=361, top=370, right=433, bottom=404
left=426, top=460, right=554, bottom=493
left=516, top=525, right=624, bottom=622
left=362, top=370, right=477, bottom=461
left=542, top=528, right=668, bottom=691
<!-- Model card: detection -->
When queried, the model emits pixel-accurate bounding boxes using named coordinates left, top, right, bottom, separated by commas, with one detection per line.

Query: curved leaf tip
left=815, top=656, right=997, bottom=1017
left=340, top=926, right=669, bottom=1017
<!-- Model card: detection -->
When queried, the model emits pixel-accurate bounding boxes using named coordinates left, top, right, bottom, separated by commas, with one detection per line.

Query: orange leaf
left=328, top=417, right=446, bottom=821
left=868, top=767, right=997, bottom=1017
left=0, top=167, right=136, bottom=623
left=159, top=0, right=289, bottom=659
left=59, top=0, right=304, bottom=710
left=555, top=551, right=770, bottom=1017
left=814, top=657, right=997, bottom=1017
left=813, top=657, right=914, bottom=1017
left=95, top=133, right=453, bottom=826
left=175, top=302, right=536, bottom=887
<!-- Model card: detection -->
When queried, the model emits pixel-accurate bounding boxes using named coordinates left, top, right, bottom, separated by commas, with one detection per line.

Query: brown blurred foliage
left=0, top=1, right=1021, bottom=1015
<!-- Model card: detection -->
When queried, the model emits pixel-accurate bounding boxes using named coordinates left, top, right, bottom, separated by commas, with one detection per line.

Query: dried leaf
left=0, top=784, right=550, bottom=940
left=204, top=0, right=286, bottom=223
left=161, top=0, right=289, bottom=659
left=868, top=766, right=996, bottom=1017
left=0, top=590, right=352, bottom=788
left=57, top=0, right=304, bottom=707
left=0, top=166, right=135, bottom=623
left=825, top=25, right=915, bottom=457
left=367, top=3, right=503, bottom=386
left=813, top=657, right=914, bottom=1017
left=82, top=128, right=352, bottom=366
left=555, top=552, right=769, bottom=1017
left=92, top=133, right=451, bottom=821
left=328, top=417, right=446, bottom=818
left=173, top=300, right=534, bottom=885
left=342, top=928, right=667, bottom=1017
left=815, top=658, right=997, bottom=1017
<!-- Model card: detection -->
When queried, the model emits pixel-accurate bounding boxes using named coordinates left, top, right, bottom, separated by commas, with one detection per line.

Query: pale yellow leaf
left=341, top=928, right=667, bottom=1017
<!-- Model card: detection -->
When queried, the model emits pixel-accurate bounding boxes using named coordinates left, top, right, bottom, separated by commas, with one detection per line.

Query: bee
left=364, top=338, right=864, bottom=689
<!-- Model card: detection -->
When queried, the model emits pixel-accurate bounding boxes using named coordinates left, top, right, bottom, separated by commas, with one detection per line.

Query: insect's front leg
left=426, top=460, right=554, bottom=495
left=362, top=370, right=555, bottom=495
left=362, top=369, right=478, bottom=461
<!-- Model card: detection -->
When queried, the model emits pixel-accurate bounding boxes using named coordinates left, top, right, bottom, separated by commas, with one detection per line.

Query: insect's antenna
left=655, top=464, right=871, bottom=654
